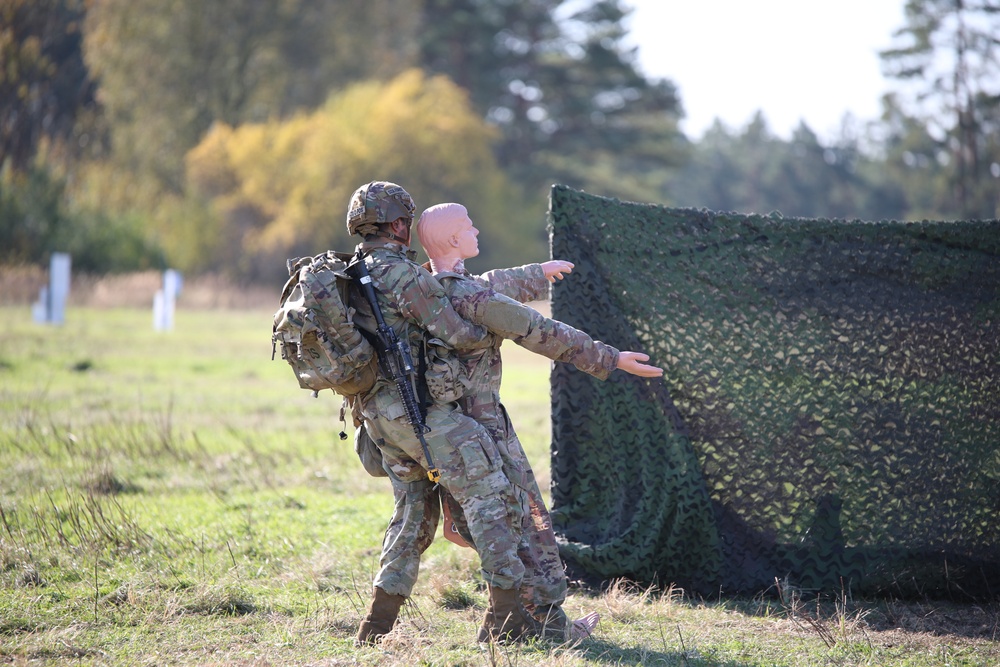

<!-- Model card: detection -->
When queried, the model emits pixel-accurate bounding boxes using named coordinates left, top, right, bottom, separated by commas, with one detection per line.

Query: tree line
left=1, top=0, right=998, bottom=283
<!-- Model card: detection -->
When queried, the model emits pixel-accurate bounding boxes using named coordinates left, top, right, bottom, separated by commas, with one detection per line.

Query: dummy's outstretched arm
left=478, top=260, right=575, bottom=303
left=455, top=289, right=662, bottom=380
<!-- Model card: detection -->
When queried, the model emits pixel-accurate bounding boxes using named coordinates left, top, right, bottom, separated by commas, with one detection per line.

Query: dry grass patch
left=0, top=266, right=275, bottom=308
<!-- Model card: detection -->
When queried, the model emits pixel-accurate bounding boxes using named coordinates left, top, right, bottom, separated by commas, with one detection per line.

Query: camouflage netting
left=548, top=185, right=1000, bottom=600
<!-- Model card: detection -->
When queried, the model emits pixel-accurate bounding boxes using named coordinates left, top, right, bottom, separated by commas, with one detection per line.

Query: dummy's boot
left=355, top=587, right=406, bottom=646
left=570, top=611, right=600, bottom=641
left=477, top=585, right=537, bottom=643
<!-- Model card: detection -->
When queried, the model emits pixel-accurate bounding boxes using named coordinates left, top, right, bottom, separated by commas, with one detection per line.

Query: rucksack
left=271, top=251, right=377, bottom=398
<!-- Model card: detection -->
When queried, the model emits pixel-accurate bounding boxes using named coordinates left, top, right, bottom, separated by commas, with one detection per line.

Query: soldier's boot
left=355, top=587, right=406, bottom=646
left=477, top=585, right=536, bottom=643
left=532, top=604, right=570, bottom=641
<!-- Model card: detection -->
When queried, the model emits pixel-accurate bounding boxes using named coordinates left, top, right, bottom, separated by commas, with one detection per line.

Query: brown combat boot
left=477, top=585, right=537, bottom=643
left=355, top=587, right=406, bottom=646
left=532, top=604, right=570, bottom=641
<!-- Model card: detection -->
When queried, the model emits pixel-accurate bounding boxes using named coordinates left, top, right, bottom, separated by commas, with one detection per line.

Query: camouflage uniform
left=350, top=239, right=526, bottom=596
left=378, top=261, right=620, bottom=636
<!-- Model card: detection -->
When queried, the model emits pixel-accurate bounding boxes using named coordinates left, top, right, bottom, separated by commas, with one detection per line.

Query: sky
left=622, top=1, right=907, bottom=141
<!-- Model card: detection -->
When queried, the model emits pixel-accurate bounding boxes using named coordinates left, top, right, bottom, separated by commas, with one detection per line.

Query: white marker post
left=31, top=286, right=49, bottom=324
left=33, top=253, right=71, bottom=324
left=47, top=253, right=72, bottom=325
left=154, top=269, right=183, bottom=331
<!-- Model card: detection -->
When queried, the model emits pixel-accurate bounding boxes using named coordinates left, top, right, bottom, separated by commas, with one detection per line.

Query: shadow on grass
left=573, top=637, right=752, bottom=666
left=713, top=594, right=1000, bottom=642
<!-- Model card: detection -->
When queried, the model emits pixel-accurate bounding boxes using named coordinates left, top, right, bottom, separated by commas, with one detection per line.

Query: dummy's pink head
left=416, top=202, right=480, bottom=262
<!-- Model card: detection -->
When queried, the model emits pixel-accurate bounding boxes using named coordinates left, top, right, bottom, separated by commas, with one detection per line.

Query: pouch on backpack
left=353, top=423, right=387, bottom=478
left=272, top=252, right=377, bottom=398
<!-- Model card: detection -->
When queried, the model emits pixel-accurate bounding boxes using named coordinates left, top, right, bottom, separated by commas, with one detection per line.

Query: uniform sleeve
left=449, top=281, right=619, bottom=380
left=394, top=263, right=490, bottom=350
left=477, top=264, right=549, bottom=303
left=510, top=300, right=619, bottom=380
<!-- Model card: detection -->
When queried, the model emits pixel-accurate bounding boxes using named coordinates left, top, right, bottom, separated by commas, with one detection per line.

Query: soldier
left=345, top=182, right=534, bottom=646
left=406, top=201, right=663, bottom=642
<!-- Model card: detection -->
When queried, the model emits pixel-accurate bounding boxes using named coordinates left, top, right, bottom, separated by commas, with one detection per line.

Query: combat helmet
left=346, top=181, right=415, bottom=238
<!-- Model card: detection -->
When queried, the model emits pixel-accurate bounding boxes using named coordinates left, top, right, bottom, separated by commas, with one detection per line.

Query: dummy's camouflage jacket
left=437, top=263, right=620, bottom=432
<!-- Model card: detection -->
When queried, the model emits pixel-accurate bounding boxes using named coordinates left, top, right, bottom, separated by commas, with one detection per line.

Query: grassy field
left=0, top=306, right=997, bottom=666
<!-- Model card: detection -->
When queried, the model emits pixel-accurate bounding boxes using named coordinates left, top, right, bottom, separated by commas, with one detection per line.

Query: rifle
left=347, top=251, right=441, bottom=484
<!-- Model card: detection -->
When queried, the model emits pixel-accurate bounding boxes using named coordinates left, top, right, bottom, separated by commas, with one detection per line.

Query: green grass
left=0, top=306, right=997, bottom=666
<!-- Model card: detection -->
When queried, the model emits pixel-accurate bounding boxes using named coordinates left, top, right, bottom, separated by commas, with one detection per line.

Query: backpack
left=272, top=251, right=378, bottom=398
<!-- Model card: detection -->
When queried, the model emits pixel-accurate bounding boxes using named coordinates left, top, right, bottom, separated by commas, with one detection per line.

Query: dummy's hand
left=441, top=493, right=471, bottom=548
left=541, top=260, right=574, bottom=283
left=617, top=351, right=664, bottom=377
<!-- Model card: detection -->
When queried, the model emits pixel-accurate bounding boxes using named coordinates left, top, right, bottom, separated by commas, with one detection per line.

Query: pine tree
left=880, top=0, right=1000, bottom=219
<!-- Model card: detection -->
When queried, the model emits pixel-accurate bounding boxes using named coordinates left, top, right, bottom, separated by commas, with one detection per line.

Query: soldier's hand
left=541, top=260, right=574, bottom=282
left=617, top=351, right=664, bottom=377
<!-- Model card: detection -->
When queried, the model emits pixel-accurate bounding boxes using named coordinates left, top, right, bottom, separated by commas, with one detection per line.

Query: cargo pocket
left=445, top=417, right=500, bottom=483
left=424, top=338, right=466, bottom=404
